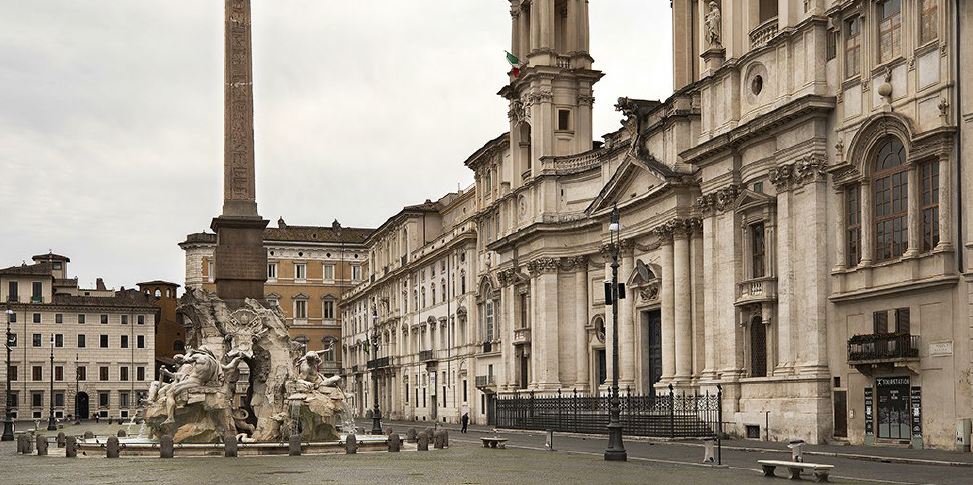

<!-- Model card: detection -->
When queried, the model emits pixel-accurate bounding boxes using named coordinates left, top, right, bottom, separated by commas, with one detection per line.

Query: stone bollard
left=83, top=431, right=94, bottom=440
left=406, top=428, right=417, bottom=443
left=224, top=435, right=238, bottom=458
left=56, top=432, right=66, bottom=448
left=108, top=417, right=113, bottom=425
left=160, top=435, right=174, bottom=459
left=36, top=435, right=49, bottom=456
left=443, top=430, right=449, bottom=447
left=433, top=430, right=445, bottom=449
left=65, top=436, right=77, bottom=458
left=16, top=434, right=24, bottom=454
left=417, top=432, right=429, bottom=451
left=424, top=427, right=435, bottom=442
left=387, top=433, right=401, bottom=452
left=289, top=434, right=302, bottom=456
left=345, top=434, right=357, bottom=454
left=117, top=429, right=126, bottom=438
left=23, top=434, right=34, bottom=454
left=106, top=436, right=120, bottom=458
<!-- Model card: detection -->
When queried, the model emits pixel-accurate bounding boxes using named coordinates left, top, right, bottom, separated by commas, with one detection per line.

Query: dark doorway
left=596, top=349, right=607, bottom=386
left=76, top=392, right=89, bottom=420
left=486, top=394, right=495, bottom=426
left=833, top=390, right=848, bottom=438
left=645, top=310, right=663, bottom=391
left=519, top=352, right=529, bottom=389
left=431, top=395, right=438, bottom=421
left=876, top=377, right=910, bottom=440
left=750, top=316, right=767, bottom=377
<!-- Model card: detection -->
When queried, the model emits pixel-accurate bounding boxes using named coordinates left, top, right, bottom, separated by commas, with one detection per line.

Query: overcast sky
left=0, top=0, right=672, bottom=292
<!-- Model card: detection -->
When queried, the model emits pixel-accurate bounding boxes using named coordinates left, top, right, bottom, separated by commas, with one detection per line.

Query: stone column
left=690, top=220, right=705, bottom=380
left=905, top=164, right=920, bottom=257
left=529, top=0, right=540, bottom=53
left=619, top=248, right=635, bottom=387
left=774, top=183, right=794, bottom=374
left=566, top=0, right=578, bottom=53
left=511, top=5, right=521, bottom=58
left=534, top=258, right=560, bottom=389
left=937, top=153, right=953, bottom=250
left=519, top=5, right=530, bottom=57
left=574, top=257, right=590, bottom=390
left=860, top=181, right=873, bottom=265
left=499, top=283, right=511, bottom=390
left=602, top=255, right=615, bottom=388
left=539, top=0, right=554, bottom=50
left=673, top=224, right=693, bottom=380
left=529, top=271, right=539, bottom=388
left=833, top=187, right=847, bottom=271
left=658, top=228, right=676, bottom=381
left=700, top=210, right=718, bottom=379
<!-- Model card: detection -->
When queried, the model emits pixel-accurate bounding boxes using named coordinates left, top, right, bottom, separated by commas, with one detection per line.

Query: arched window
left=431, top=285, right=436, bottom=305
left=154, top=289, right=161, bottom=298
left=749, top=315, right=767, bottom=378
left=479, top=281, right=495, bottom=342
left=872, top=138, right=908, bottom=261
left=165, top=289, right=171, bottom=298
left=441, top=280, right=446, bottom=301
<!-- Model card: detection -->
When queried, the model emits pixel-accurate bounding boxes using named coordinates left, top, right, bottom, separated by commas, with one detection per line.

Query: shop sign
left=864, top=387, right=874, bottom=436
left=911, top=387, right=922, bottom=438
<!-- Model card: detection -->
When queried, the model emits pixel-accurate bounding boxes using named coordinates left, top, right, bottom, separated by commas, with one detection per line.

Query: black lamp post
left=2, top=306, right=14, bottom=441
left=47, top=334, right=56, bottom=431
left=74, top=353, right=80, bottom=425
left=370, top=308, right=382, bottom=435
left=604, top=203, right=627, bottom=461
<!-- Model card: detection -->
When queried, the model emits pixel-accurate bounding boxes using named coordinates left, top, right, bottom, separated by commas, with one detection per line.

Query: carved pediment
left=733, top=188, right=776, bottom=212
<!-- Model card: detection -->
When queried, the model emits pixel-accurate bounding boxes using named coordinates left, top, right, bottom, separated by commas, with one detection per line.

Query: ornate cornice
left=526, top=257, right=559, bottom=275
left=653, top=217, right=701, bottom=241
left=496, top=268, right=516, bottom=286
left=770, top=155, right=827, bottom=191
left=696, top=184, right=740, bottom=214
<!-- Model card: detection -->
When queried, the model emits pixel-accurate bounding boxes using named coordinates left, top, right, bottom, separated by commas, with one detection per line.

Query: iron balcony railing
left=475, top=375, right=496, bottom=388
left=366, top=356, right=390, bottom=369
left=419, top=350, right=435, bottom=362
left=496, top=387, right=723, bottom=439
left=847, top=334, right=920, bottom=363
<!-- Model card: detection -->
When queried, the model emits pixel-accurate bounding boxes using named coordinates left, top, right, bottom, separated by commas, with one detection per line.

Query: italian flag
left=506, top=51, right=521, bottom=78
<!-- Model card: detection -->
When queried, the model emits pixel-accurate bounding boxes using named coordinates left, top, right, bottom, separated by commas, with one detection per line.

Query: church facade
left=338, top=0, right=973, bottom=450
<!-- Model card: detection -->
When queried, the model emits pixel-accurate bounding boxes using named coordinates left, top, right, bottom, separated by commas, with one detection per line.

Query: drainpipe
left=956, top=0, right=964, bottom=273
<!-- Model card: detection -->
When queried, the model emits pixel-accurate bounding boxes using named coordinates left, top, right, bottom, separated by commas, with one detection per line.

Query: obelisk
left=210, top=0, right=269, bottom=301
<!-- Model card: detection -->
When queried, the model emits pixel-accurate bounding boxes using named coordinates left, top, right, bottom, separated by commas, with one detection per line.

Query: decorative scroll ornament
left=496, top=268, right=515, bottom=287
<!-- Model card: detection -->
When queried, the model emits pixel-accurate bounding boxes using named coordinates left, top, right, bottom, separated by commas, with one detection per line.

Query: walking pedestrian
left=461, top=412, right=469, bottom=433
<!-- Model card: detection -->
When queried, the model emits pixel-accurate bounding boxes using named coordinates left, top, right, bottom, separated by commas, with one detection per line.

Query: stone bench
left=758, top=460, right=834, bottom=482
left=480, top=437, right=508, bottom=449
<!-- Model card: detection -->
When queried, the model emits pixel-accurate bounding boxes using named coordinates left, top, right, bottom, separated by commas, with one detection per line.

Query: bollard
left=117, top=429, right=126, bottom=438
left=16, top=434, right=24, bottom=454
left=424, top=427, right=435, bottom=442
left=289, top=434, right=302, bottom=456
left=224, top=435, right=238, bottom=457
left=545, top=429, right=555, bottom=451
left=417, top=432, right=429, bottom=451
left=23, top=434, right=34, bottom=454
left=702, top=437, right=716, bottom=464
left=83, top=430, right=94, bottom=440
left=36, top=435, right=49, bottom=456
left=106, top=436, right=120, bottom=458
left=387, top=433, right=401, bottom=452
left=56, top=432, right=66, bottom=448
left=65, top=436, right=77, bottom=458
left=160, top=435, right=174, bottom=459
left=406, top=428, right=417, bottom=443
left=434, top=430, right=445, bottom=449
left=788, top=440, right=805, bottom=463
left=345, top=434, right=357, bottom=454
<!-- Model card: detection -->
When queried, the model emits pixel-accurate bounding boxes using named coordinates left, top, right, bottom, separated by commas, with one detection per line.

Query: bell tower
left=501, top=0, right=603, bottom=189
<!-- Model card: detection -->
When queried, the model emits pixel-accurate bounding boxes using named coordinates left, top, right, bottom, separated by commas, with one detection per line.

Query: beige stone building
left=0, top=253, right=158, bottom=421
left=181, top=219, right=372, bottom=375
left=340, top=0, right=973, bottom=449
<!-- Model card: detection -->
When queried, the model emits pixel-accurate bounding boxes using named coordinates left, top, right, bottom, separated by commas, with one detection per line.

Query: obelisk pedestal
left=211, top=0, right=268, bottom=301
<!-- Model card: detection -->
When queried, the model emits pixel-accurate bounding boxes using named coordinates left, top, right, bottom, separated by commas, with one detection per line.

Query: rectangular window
left=873, top=310, right=889, bottom=334
left=99, top=392, right=109, bottom=408
left=100, top=335, right=108, bottom=348
left=847, top=185, right=862, bottom=266
left=921, top=161, right=940, bottom=252
left=54, top=334, right=63, bottom=347
left=7, top=312, right=14, bottom=323
left=32, top=334, right=41, bottom=347
left=295, top=264, right=307, bottom=280
left=32, top=366, right=42, bottom=381
left=121, top=335, right=129, bottom=348
left=137, top=315, right=144, bottom=325
left=100, top=366, right=109, bottom=381
left=55, top=314, right=62, bottom=324
left=8, top=281, right=17, bottom=300
left=119, top=392, right=129, bottom=408
left=919, top=0, right=939, bottom=45
left=827, top=29, right=837, bottom=60
left=100, top=314, right=108, bottom=324
left=77, top=334, right=86, bottom=348
left=137, top=335, right=145, bottom=349
left=55, top=366, right=63, bottom=381
left=121, top=315, right=128, bottom=325
left=352, top=265, right=362, bottom=281
left=77, top=366, right=86, bottom=381
left=845, top=17, right=861, bottom=77
left=484, top=301, right=494, bottom=342
left=557, top=109, right=571, bottom=131
left=878, top=0, right=902, bottom=63
left=32, top=313, right=41, bottom=324
left=32, top=392, right=42, bottom=407
left=324, top=264, right=335, bottom=280
left=8, top=333, right=15, bottom=347
left=895, top=308, right=911, bottom=334
left=120, top=366, right=129, bottom=381
left=54, top=392, right=64, bottom=407
left=751, top=223, right=766, bottom=278
left=268, top=263, right=277, bottom=279
left=9, top=365, right=16, bottom=381
left=295, top=300, right=307, bottom=319
left=32, top=282, right=42, bottom=300
left=874, top=171, right=908, bottom=261
left=323, top=300, right=335, bottom=319
left=137, top=366, right=145, bottom=381
left=78, top=314, right=85, bottom=324
left=9, top=392, right=17, bottom=408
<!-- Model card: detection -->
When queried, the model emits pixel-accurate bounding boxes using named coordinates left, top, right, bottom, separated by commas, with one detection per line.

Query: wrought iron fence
left=496, top=386, right=722, bottom=438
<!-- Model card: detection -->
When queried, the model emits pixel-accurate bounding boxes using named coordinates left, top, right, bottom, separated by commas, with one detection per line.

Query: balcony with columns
left=513, top=326, right=531, bottom=346
left=734, top=276, right=778, bottom=307
left=749, top=17, right=778, bottom=50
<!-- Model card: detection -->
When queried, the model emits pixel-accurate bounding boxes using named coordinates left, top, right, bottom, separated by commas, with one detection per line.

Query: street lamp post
left=370, top=308, right=382, bottom=435
left=2, top=307, right=14, bottom=441
left=604, top=204, right=627, bottom=461
left=47, top=334, right=56, bottom=430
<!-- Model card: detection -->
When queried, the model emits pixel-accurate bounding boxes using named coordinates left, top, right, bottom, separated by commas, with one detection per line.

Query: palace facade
left=338, top=0, right=973, bottom=450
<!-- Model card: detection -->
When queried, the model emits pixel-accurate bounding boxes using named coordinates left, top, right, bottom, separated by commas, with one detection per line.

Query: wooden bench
left=758, top=460, right=834, bottom=482
left=480, top=437, right=508, bottom=449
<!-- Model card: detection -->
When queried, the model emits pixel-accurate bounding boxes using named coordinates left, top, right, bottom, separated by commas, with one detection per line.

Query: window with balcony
left=751, top=223, right=766, bottom=278
left=8, top=281, right=17, bottom=301
left=921, top=161, right=940, bottom=251
left=32, top=282, right=42, bottom=301
left=846, top=185, right=862, bottom=266
left=873, top=138, right=908, bottom=261
left=919, top=0, right=938, bottom=45
left=877, top=0, right=902, bottom=63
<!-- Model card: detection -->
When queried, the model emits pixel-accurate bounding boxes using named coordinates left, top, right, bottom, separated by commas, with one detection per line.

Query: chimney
left=96, top=278, right=106, bottom=291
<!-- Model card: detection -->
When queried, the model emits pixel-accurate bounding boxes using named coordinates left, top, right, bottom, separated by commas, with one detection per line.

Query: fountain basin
left=76, top=434, right=398, bottom=457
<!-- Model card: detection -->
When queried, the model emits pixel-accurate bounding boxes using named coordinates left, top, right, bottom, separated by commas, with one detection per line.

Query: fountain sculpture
left=141, top=288, right=347, bottom=443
